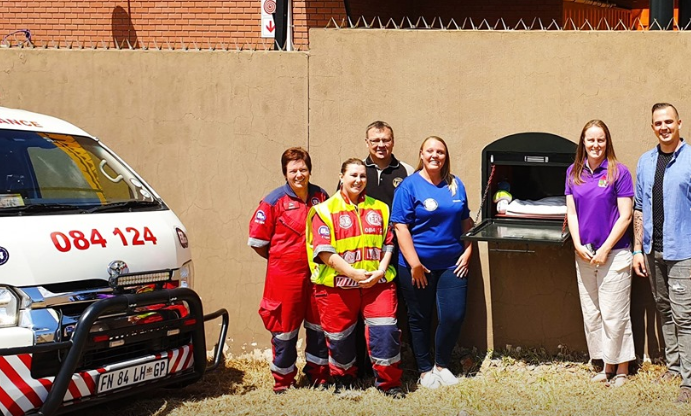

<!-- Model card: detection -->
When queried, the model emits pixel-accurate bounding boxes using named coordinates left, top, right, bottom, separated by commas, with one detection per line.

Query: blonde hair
left=416, top=136, right=457, bottom=196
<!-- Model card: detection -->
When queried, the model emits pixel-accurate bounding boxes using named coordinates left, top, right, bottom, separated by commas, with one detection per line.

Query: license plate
left=97, top=358, right=169, bottom=393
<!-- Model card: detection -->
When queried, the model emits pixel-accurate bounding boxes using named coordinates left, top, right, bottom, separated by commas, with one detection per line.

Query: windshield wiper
left=85, top=200, right=161, bottom=213
left=0, top=203, right=85, bottom=215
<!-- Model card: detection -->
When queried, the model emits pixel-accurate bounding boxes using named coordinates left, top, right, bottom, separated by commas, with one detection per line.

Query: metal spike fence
left=326, top=15, right=691, bottom=31
left=2, top=16, right=691, bottom=51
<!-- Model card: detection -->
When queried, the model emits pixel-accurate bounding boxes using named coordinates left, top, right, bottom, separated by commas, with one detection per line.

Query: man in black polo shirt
left=363, top=121, right=414, bottom=207
left=355, top=121, right=414, bottom=378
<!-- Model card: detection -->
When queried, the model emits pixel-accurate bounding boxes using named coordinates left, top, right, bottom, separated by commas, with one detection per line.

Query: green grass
left=78, top=347, right=687, bottom=416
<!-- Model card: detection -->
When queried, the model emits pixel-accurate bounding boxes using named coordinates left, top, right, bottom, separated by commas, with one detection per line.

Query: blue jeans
left=397, top=267, right=468, bottom=372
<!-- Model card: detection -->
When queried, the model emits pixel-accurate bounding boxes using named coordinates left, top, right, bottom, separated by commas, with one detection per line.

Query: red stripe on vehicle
left=16, top=354, right=31, bottom=369
left=0, top=356, right=44, bottom=409
left=37, top=377, right=51, bottom=390
left=67, top=380, right=81, bottom=399
left=169, top=349, right=183, bottom=373
left=15, top=355, right=51, bottom=391
left=181, top=348, right=194, bottom=370
left=0, top=386, right=24, bottom=416
left=81, top=372, right=96, bottom=393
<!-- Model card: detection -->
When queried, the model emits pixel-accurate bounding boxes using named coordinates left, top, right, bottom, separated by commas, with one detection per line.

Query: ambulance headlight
left=0, top=286, right=19, bottom=328
left=173, top=260, right=194, bottom=289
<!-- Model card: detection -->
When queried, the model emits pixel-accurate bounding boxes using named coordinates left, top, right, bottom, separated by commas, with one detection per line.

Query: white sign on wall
left=261, top=0, right=276, bottom=38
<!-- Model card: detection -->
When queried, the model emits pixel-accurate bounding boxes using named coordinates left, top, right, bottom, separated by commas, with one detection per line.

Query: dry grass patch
left=79, top=347, right=687, bottom=416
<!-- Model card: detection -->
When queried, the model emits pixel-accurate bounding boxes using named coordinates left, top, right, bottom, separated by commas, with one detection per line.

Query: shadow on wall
left=460, top=245, right=488, bottom=351
left=112, top=5, right=138, bottom=48
left=631, top=273, right=663, bottom=360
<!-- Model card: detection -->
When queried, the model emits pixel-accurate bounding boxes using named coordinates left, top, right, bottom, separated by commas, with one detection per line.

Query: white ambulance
left=0, top=107, right=227, bottom=416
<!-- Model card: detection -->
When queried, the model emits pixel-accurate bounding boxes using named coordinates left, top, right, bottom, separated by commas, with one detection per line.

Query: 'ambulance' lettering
left=0, top=118, right=42, bottom=128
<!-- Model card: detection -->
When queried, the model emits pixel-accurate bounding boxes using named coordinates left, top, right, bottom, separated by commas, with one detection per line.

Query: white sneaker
left=433, top=367, right=459, bottom=386
left=419, top=372, right=442, bottom=389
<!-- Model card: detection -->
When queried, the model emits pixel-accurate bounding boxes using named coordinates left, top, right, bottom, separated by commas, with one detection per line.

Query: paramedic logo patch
left=366, top=211, right=382, bottom=226
left=339, top=214, right=353, bottom=229
left=311, top=197, right=321, bottom=206
left=318, top=226, right=330, bottom=238
left=423, top=198, right=438, bottom=212
left=0, top=247, right=8, bottom=265
left=255, top=210, right=266, bottom=224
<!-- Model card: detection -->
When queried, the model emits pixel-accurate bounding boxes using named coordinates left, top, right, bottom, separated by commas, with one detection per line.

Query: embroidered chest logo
left=339, top=214, right=353, bottom=229
left=393, top=177, right=403, bottom=188
left=365, top=211, right=382, bottom=226
left=423, top=198, right=438, bottom=211
left=598, top=177, right=608, bottom=188
left=311, top=197, right=321, bottom=206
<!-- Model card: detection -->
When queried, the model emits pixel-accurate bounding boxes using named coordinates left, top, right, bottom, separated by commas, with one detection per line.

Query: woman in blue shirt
left=391, top=136, right=473, bottom=389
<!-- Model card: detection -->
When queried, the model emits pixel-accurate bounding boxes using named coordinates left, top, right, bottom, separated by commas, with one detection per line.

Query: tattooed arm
left=632, top=209, right=647, bottom=277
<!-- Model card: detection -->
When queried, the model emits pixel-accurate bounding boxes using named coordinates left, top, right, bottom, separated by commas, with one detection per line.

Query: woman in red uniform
left=306, top=158, right=404, bottom=398
left=248, top=147, right=329, bottom=393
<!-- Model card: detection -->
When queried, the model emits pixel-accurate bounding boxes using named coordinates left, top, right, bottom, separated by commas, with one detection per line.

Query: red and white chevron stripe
left=163, top=343, right=194, bottom=373
left=0, top=343, right=194, bottom=416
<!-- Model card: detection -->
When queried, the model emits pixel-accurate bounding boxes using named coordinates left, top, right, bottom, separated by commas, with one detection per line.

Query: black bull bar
left=0, top=288, right=228, bottom=416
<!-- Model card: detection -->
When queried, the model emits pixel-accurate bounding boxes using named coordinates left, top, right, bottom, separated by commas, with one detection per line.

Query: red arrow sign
left=266, top=21, right=275, bottom=33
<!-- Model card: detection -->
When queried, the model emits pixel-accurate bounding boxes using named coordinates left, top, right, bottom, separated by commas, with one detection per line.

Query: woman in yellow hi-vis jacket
left=306, top=158, right=404, bottom=398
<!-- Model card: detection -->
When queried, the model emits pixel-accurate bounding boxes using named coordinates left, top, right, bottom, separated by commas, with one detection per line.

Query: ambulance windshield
left=0, top=130, right=163, bottom=214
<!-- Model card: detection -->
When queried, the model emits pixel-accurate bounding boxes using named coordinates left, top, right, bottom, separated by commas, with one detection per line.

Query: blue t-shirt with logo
left=391, top=171, right=470, bottom=270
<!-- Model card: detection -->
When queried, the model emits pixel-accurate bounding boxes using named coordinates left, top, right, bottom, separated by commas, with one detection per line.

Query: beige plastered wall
left=0, top=49, right=309, bottom=355
left=0, top=29, right=687, bottom=358
left=307, top=29, right=689, bottom=358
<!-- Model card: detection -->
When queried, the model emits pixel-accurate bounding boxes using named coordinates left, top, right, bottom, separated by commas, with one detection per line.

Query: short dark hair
left=365, top=121, right=394, bottom=140
left=652, top=102, right=679, bottom=118
left=281, top=147, right=312, bottom=176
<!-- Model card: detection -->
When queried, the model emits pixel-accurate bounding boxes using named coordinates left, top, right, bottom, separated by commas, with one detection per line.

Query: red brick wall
left=0, top=0, right=646, bottom=51
left=0, top=1, right=264, bottom=49
left=0, top=0, right=345, bottom=50
left=294, top=0, right=346, bottom=46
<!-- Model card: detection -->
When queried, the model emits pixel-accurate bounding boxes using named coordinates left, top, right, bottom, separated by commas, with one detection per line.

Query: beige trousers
left=575, top=248, right=635, bottom=364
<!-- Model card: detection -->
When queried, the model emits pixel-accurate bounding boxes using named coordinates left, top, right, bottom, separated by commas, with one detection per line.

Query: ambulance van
left=0, top=107, right=228, bottom=416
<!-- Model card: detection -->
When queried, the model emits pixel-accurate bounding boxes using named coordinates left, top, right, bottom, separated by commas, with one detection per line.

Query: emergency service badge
left=598, top=177, right=608, bottom=188
left=318, top=226, right=330, bottom=238
left=255, top=210, right=266, bottom=224
left=311, top=197, right=320, bottom=206
left=393, top=177, right=403, bottom=188
left=339, top=214, right=353, bottom=229
left=0, top=247, right=8, bottom=266
left=423, top=198, right=438, bottom=211
left=366, top=211, right=382, bottom=226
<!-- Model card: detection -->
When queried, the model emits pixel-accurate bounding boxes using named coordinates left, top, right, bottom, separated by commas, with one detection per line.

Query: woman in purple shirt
left=565, top=119, right=635, bottom=388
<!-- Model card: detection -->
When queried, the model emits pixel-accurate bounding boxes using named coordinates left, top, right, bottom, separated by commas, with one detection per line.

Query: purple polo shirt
left=565, top=159, right=634, bottom=251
